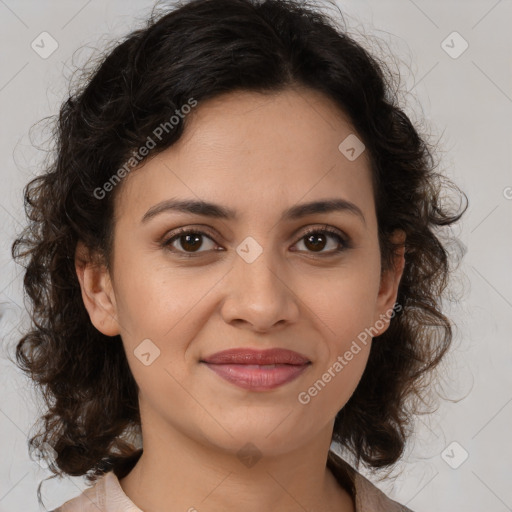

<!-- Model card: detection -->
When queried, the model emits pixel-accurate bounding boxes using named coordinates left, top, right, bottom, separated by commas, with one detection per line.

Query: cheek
left=112, top=251, right=218, bottom=341
left=304, top=256, right=382, bottom=344
left=296, top=338, right=371, bottom=422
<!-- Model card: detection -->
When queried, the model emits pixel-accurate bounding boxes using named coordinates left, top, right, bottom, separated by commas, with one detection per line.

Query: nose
left=220, top=242, right=300, bottom=333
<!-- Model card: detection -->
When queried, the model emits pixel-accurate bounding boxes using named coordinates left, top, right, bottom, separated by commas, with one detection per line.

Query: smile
left=202, top=362, right=311, bottom=391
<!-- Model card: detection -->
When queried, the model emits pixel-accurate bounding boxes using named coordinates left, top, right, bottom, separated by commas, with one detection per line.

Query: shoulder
left=352, top=470, right=414, bottom=512
left=53, top=471, right=141, bottom=512
left=55, top=453, right=413, bottom=512
left=53, top=474, right=106, bottom=512
left=327, top=449, right=414, bottom=512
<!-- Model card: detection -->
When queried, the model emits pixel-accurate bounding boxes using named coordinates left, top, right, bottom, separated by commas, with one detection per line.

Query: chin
left=200, top=419, right=315, bottom=460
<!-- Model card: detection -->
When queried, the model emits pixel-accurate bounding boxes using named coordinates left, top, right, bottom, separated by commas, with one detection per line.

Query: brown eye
left=176, top=233, right=204, bottom=252
left=304, top=232, right=328, bottom=252
left=163, top=230, right=218, bottom=254
left=292, top=228, right=347, bottom=255
left=162, top=226, right=349, bottom=258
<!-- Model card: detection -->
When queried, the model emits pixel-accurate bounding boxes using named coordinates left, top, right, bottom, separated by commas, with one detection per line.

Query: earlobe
left=373, top=230, right=406, bottom=336
left=75, top=241, right=120, bottom=337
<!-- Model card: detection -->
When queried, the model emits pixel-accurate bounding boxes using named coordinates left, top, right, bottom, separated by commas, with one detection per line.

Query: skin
left=75, top=86, right=405, bottom=512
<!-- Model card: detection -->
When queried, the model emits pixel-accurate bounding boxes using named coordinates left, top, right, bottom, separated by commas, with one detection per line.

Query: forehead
left=114, top=87, right=374, bottom=225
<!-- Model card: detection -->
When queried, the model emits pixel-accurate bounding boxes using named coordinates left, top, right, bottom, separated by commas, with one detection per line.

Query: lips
left=201, top=348, right=310, bottom=365
left=200, top=348, right=311, bottom=391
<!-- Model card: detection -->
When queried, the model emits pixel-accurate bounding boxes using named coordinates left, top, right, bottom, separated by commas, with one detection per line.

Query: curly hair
left=11, top=0, right=467, bottom=494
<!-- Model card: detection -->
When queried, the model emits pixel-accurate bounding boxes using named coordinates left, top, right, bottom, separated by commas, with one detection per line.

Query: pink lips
left=201, top=348, right=311, bottom=391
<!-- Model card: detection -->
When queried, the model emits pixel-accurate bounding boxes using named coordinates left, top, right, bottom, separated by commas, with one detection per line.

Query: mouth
left=200, top=348, right=311, bottom=391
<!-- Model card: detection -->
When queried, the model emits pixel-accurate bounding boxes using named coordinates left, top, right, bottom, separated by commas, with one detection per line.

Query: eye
left=162, top=225, right=348, bottom=257
left=162, top=228, right=219, bottom=256
left=291, top=226, right=347, bottom=255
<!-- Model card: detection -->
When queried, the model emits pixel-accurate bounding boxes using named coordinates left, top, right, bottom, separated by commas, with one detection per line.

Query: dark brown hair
left=11, top=0, right=467, bottom=497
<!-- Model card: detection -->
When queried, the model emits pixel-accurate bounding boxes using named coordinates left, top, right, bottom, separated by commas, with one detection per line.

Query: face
left=77, top=87, right=404, bottom=458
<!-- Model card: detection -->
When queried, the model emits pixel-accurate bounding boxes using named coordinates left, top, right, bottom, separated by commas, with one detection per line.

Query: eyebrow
left=141, top=197, right=366, bottom=225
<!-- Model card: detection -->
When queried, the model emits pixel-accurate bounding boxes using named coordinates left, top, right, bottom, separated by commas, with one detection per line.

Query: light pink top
left=54, top=452, right=413, bottom=512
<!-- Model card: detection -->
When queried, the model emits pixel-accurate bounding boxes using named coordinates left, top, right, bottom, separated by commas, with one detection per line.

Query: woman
left=12, top=0, right=467, bottom=510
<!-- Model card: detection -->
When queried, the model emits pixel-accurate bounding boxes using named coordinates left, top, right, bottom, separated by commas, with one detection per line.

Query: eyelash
left=161, top=225, right=350, bottom=258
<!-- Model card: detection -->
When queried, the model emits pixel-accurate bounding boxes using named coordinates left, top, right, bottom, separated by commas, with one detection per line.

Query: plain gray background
left=0, top=0, right=511, bottom=510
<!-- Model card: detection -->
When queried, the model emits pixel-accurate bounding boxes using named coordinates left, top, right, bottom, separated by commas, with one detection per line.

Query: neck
left=119, top=416, right=354, bottom=512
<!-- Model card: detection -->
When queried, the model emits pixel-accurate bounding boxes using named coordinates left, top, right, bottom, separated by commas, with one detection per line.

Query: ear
left=372, top=229, right=406, bottom=336
left=75, top=240, right=120, bottom=337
